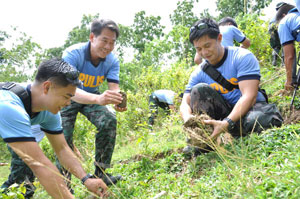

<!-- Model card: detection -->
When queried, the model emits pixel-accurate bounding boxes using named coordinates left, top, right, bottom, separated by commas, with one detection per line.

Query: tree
left=131, top=11, right=165, bottom=55
left=0, top=28, right=43, bottom=82
left=170, top=0, right=199, bottom=27
left=216, top=0, right=272, bottom=19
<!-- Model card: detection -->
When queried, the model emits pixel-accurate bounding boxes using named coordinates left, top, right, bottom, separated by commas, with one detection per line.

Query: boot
left=94, top=167, right=123, bottom=186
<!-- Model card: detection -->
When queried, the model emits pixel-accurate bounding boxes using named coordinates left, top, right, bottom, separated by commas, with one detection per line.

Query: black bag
left=202, top=62, right=269, bottom=103
left=0, top=82, right=32, bottom=117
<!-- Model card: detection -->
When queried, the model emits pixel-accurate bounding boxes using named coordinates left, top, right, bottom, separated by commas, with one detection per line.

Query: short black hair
left=189, top=18, right=220, bottom=44
left=275, top=3, right=295, bottom=22
left=35, top=58, right=81, bottom=88
left=91, top=19, right=120, bottom=38
left=218, top=17, right=238, bottom=27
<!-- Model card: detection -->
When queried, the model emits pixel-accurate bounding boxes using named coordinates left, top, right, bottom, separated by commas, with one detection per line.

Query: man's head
left=34, top=58, right=81, bottom=114
left=276, top=2, right=287, bottom=11
left=275, top=3, right=295, bottom=22
left=218, top=17, right=238, bottom=27
left=189, top=18, right=223, bottom=65
left=89, top=19, right=120, bottom=59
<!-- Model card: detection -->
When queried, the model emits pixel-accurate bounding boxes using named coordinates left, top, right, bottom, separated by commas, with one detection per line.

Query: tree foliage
left=216, top=0, right=272, bottom=19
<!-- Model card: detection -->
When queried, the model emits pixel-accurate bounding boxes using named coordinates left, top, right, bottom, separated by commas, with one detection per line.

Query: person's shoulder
left=228, top=46, right=254, bottom=60
left=64, top=42, right=88, bottom=53
left=104, top=52, right=119, bottom=64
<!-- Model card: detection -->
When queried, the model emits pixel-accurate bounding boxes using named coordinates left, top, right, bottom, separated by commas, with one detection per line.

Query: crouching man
left=0, top=58, right=108, bottom=198
left=180, top=18, right=283, bottom=154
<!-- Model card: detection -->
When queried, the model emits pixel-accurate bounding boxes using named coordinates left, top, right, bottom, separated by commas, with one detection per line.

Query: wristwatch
left=223, top=117, right=235, bottom=131
left=81, top=173, right=93, bottom=185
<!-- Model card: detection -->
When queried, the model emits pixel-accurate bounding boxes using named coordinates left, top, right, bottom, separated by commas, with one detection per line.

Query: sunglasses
left=190, top=23, right=216, bottom=33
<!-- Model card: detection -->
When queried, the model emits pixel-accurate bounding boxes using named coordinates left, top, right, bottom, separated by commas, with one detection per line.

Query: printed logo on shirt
left=209, top=77, right=238, bottom=94
left=79, top=73, right=105, bottom=88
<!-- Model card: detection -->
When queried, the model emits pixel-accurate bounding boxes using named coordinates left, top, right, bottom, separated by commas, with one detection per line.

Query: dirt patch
left=284, top=109, right=300, bottom=124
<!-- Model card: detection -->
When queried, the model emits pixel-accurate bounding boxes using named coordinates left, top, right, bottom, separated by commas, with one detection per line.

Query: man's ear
left=217, top=33, right=223, bottom=43
left=43, top=81, right=51, bottom=94
left=89, top=32, right=95, bottom=42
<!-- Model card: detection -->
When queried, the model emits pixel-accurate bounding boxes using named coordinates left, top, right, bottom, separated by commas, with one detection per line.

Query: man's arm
left=8, top=141, right=74, bottom=199
left=180, top=93, right=193, bottom=123
left=205, top=79, right=259, bottom=139
left=283, top=43, right=295, bottom=91
left=46, top=133, right=108, bottom=197
left=240, top=38, right=251, bottom=49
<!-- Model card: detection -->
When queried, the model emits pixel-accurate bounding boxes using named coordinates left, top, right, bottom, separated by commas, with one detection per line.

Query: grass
left=0, top=63, right=300, bottom=198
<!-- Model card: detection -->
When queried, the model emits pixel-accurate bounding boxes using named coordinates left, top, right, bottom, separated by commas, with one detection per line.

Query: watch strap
left=81, top=173, right=93, bottom=185
left=223, top=117, right=235, bottom=130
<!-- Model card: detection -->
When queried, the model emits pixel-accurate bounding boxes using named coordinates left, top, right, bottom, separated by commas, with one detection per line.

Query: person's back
left=219, top=25, right=246, bottom=47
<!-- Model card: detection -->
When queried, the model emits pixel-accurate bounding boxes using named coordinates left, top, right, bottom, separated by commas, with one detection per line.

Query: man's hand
left=98, top=90, right=123, bottom=106
left=204, top=119, right=229, bottom=140
left=285, top=80, right=293, bottom=91
left=84, top=178, right=109, bottom=198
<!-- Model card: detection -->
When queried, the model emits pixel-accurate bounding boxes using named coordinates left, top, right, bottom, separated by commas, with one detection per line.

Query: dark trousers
left=1, top=145, right=35, bottom=198
left=148, top=93, right=170, bottom=125
left=190, top=83, right=283, bottom=136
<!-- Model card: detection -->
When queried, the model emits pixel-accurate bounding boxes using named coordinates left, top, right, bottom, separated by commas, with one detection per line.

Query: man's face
left=193, top=34, right=223, bottom=65
left=45, top=82, right=76, bottom=114
left=90, top=27, right=117, bottom=59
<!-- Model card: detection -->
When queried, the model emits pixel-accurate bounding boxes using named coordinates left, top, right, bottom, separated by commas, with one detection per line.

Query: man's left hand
left=204, top=119, right=229, bottom=140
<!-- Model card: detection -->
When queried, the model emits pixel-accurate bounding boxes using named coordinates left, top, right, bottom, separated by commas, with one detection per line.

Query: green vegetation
left=1, top=0, right=299, bottom=198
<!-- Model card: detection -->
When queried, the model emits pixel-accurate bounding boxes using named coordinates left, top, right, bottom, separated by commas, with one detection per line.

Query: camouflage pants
left=1, top=145, right=35, bottom=198
left=56, top=100, right=117, bottom=185
left=148, top=93, right=170, bottom=125
left=190, top=83, right=283, bottom=137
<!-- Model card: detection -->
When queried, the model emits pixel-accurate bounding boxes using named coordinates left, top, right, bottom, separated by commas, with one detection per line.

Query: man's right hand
left=98, top=90, right=123, bottom=106
left=84, top=178, right=108, bottom=198
left=284, top=80, right=293, bottom=91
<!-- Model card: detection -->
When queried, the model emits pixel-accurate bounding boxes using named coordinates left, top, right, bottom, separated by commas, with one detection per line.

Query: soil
left=117, top=91, right=127, bottom=108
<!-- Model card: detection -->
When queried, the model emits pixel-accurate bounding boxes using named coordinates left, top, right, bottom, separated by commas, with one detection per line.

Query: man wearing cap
left=276, top=3, right=299, bottom=90
left=56, top=18, right=126, bottom=191
left=268, top=2, right=287, bottom=66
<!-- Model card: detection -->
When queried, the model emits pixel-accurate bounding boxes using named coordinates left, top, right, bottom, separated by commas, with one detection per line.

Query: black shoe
left=94, top=172, right=123, bottom=186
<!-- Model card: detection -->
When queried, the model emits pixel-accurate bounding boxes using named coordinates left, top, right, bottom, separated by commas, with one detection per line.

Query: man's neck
left=30, top=83, right=45, bottom=113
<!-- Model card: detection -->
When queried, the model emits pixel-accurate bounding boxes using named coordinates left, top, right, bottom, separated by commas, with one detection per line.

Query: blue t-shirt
left=220, top=25, right=246, bottom=47
left=31, top=125, right=45, bottom=143
left=62, top=42, right=120, bottom=93
left=153, top=90, right=175, bottom=105
left=295, top=0, right=300, bottom=13
left=278, top=11, right=300, bottom=45
left=185, top=47, right=266, bottom=105
left=0, top=86, right=62, bottom=143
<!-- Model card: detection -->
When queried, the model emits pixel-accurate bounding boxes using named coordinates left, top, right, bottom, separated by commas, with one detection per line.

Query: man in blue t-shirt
left=0, top=59, right=108, bottom=198
left=194, top=17, right=250, bottom=65
left=276, top=3, right=299, bottom=91
left=180, top=18, right=282, bottom=154
left=57, top=19, right=126, bottom=188
left=148, top=90, right=176, bottom=125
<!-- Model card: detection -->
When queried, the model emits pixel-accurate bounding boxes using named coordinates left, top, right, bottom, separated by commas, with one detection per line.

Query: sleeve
left=39, top=112, right=63, bottom=135
left=232, top=26, right=246, bottom=43
left=106, top=54, right=120, bottom=83
left=185, top=66, right=203, bottom=93
left=278, top=21, right=295, bottom=45
left=0, top=101, right=35, bottom=142
left=236, top=52, right=261, bottom=81
left=62, top=47, right=83, bottom=71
